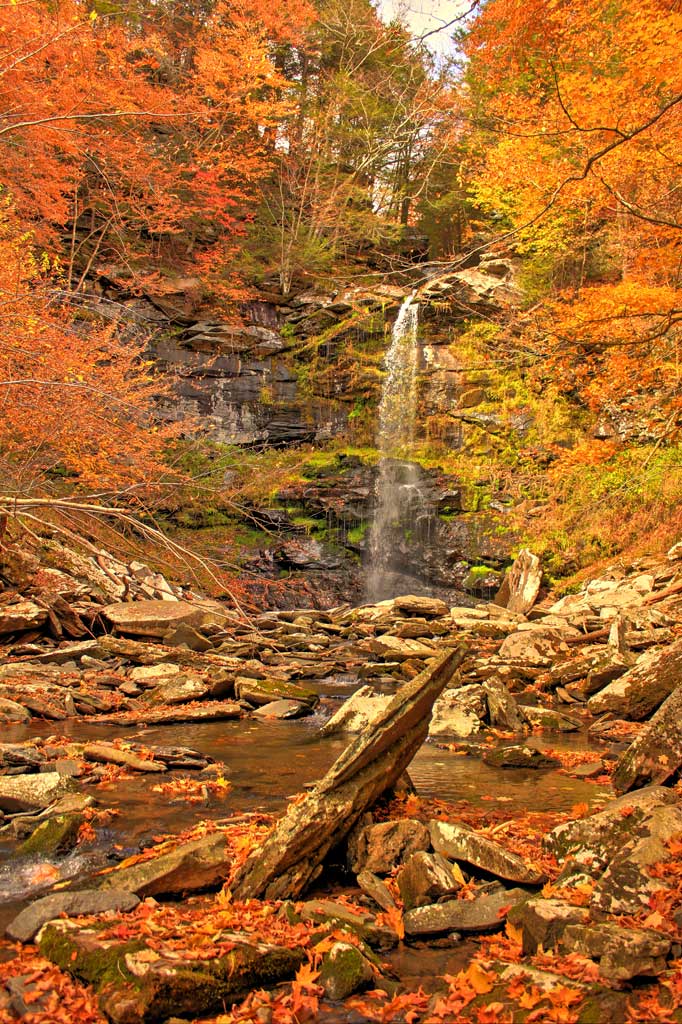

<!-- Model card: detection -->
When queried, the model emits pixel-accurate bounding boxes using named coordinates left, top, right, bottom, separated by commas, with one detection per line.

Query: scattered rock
left=7, top=889, right=140, bottom=943
left=102, top=599, right=226, bottom=639
left=397, top=851, right=462, bottom=910
left=403, top=886, right=527, bottom=936
left=507, top=898, right=590, bottom=955
left=483, top=745, right=561, bottom=770
left=429, top=820, right=546, bottom=885
left=587, top=639, right=682, bottom=720
left=319, top=941, right=374, bottom=1000
left=429, top=684, right=487, bottom=738
left=348, top=819, right=431, bottom=875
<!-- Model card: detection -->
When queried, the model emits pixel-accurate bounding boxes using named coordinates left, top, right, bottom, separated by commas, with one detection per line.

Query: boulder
left=320, top=687, right=390, bottom=736
left=0, top=698, right=30, bottom=723
left=559, top=923, right=670, bottom=982
left=0, top=600, right=48, bottom=636
left=348, top=819, right=430, bottom=875
left=498, top=628, right=572, bottom=669
left=231, top=648, right=465, bottom=900
left=234, top=676, right=318, bottom=709
left=0, top=772, right=76, bottom=813
left=546, top=786, right=675, bottom=863
left=102, top=599, right=227, bottom=639
left=97, top=831, right=231, bottom=898
left=40, top=919, right=303, bottom=1024
left=294, top=899, right=397, bottom=950
left=483, top=745, right=561, bottom=770
left=397, top=851, right=462, bottom=910
left=403, top=886, right=527, bottom=936
left=319, top=942, right=374, bottom=1001
left=7, top=890, right=140, bottom=943
left=587, top=639, right=682, bottom=720
left=429, top=684, right=487, bottom=738
left=482, top=679, right=527, bottom=732
left=592, top=803, right=682, bottom=914
left=519, top=706, right=579, bottom=732
left=143, top=673, right=209, bottom=705
left=18, top=812, right=84, bottom=857
left=429, top=820, right=546, bottom=885
left=356, top=871, right=397, bottom=912
left=612, top=681, right=682, bottom=792
left=368, top=636, right=436, bottom=661
left=393, top=595, right=449, bottom=618
left=507, top=898, right=590, bottom=955
left=495, top=549, right=542, bottom=614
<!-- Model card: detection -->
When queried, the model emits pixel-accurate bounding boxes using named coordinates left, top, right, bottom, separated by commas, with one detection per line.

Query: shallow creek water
left=0, top=675, right=612, bottom=936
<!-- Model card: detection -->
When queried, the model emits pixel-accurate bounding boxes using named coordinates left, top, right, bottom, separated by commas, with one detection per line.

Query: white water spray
left=366, top=293, right=425, bottom=601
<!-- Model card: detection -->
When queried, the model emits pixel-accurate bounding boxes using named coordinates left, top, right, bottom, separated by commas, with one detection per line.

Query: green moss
left=39, top=922, right=144, bottom=988
left=19, top=813, right=83, bottom=858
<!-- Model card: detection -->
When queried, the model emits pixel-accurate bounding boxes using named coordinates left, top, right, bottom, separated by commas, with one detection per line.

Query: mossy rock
left=18, top=812, right=84, bottom=857
left=40, top=920, right=305, bottom=1024
left=318, top=941, right=374, bottom=1001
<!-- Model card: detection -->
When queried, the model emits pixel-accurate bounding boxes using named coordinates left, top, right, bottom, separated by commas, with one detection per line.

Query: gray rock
left=0, top=772, right=77, bottom=813
left=613, top=680, right=682, bottom=792
left=0, top=698, right=30, bottom=723
left=356, top=870, right=396, bottom=912
left=102, top=599, right=227, bottom=639
left=0, top=600, right=48, bottom=636
left=519, top=706, right=579, bottom=732
left=393, top=595, right=449, bottom=618
left=98, top=831, right=231, bottom=897
left=252, top=699, right=311, bottom=720
left=588, top=638, right=682, bottom=721
left=430, top=820, right=546, bottom=885
left=397, top=851, right=461, bottom=910
left=404, top=886, right=527, bottom=936
left=559, top=922, right=670, bottom=982
left=7, top=889, right=140, bottom=942
left=483, top=678, right=527, bottom=732
left=348, top=819, right=431, bottom=875
left=495, top=549, right=542, bottom=614
left=507, top=898, right=590, bottom=954
left=429, top=684, right=487, bottom=738
left=483, top=745, right=561, bottom=770
left=235, top=677, right=318, bottom=709
left=592, top=804, right=682, bottom=913
left=320, top=687, right=391, bottom=736
left=145, top=672, right=209, bottom=705
left=319, top=942, right=374, bottom=1000
left=546, top=785, right=676, bottom=862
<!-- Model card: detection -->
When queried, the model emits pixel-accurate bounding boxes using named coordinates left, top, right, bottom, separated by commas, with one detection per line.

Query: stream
left=0, top=674, right=612, bottom=934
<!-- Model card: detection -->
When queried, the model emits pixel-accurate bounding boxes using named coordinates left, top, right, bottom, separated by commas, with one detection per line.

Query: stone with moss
left=18, top=812, right=84, bottom=858
left=40, top=919, right=304, bottom=1024
left=234, top=676, right=319, bottom=709
left=318, top=941, right=374, bottom=1001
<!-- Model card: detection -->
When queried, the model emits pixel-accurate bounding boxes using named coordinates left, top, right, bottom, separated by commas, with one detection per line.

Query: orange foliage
left=465, top=0, right=682, bottom=426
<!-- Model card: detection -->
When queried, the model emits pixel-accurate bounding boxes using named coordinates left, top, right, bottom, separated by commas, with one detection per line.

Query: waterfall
left=366, top=293, right=426, bottom=602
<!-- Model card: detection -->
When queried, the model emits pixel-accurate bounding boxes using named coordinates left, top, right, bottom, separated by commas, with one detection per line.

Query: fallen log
left=231, top=646, right=466, bottom=901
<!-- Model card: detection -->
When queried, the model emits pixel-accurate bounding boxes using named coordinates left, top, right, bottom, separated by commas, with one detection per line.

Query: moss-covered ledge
left=40, top=919, right=305, bottom=1024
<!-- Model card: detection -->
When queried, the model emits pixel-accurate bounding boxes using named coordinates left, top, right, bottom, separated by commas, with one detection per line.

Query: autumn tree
left=461, top=0, right=682, bottom=431
left=0, top=0, right=311, bottom=499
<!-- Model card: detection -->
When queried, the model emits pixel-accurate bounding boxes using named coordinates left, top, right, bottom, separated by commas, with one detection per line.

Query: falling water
left=366, top=293, right=427, bottom=601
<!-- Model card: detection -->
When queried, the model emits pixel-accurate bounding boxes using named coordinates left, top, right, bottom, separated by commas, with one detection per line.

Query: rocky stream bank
left=0, top=535, right=682, bottom=1022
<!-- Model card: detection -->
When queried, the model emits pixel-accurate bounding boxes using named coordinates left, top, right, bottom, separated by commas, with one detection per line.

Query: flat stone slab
left=102, top=599, right=225, bottom=639
left=95, top=700, right=242, bottom=727
left=404, top=886, right=528, bottom=936
left=588, top=638, right=682, bottom=721
left=7, top=889, right=140, bottom=943
left=0, top=771, right=77, bottom=813
left=97, top=831, right=231, bottom=898
left=429, top=820, right=546, bottom=885
left=0, top=600, right=48, bottom=636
